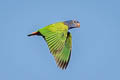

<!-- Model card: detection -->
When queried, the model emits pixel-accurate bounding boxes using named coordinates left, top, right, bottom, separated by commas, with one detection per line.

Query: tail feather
left=27, top=34, right=34, bottom=36
left=27, top=32, right=41, bottom=36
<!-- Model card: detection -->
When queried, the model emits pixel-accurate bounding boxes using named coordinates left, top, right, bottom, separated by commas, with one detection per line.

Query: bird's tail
left=27, top=32, right=41, bottom=36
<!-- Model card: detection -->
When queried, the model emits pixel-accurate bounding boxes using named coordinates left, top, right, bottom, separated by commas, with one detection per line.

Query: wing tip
left=55, top=59, right=70, bottom=70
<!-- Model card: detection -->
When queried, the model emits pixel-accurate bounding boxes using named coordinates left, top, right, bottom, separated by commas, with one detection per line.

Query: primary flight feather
left=28, top=20, right=80, bottom=69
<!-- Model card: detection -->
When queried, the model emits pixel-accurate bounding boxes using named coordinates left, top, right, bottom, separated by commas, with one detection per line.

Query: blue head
left=64, top=20, right=80, bottom=29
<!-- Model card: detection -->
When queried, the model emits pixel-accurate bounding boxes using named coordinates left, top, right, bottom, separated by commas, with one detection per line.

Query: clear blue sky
left=0, top=0, right=120, bottom=80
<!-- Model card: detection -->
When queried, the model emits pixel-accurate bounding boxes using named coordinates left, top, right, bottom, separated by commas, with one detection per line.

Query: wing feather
left=54, top=32, right=72, bottom=69
left=39, top=22, right=68, bottom=55
left=39, top=22, right=71, bottom=69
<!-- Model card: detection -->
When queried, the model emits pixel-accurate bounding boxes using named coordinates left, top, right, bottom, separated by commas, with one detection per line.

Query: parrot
left=28, top=20, right=80, bottom=69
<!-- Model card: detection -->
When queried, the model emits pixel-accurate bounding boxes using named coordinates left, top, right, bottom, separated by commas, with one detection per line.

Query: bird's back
left=38, top=22, right=68, bottom=36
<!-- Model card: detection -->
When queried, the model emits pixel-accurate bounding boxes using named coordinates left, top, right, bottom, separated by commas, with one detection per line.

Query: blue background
left=0, top=0, right=120, bottom=80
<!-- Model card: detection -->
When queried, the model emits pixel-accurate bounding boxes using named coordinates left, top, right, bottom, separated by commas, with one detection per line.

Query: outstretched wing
left=53, top=32, right=72, bottom=69
left=39, top=22, right=68, bottom=55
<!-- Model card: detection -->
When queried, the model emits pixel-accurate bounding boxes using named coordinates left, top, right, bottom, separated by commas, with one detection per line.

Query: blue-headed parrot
left=28, top=20, right=80, bottom=69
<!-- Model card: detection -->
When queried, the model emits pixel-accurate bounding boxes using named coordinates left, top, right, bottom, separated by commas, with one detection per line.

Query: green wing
left=39, top=22, right=68, bottom=55
left=54, top=32, right=72, bottom=69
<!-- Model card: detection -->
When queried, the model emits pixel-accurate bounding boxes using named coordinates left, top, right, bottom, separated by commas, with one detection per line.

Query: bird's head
left=64, top=20, right=80, bottom=29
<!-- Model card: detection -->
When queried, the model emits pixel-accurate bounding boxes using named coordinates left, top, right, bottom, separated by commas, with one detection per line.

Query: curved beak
left=76, top=23, right=80, bottom=28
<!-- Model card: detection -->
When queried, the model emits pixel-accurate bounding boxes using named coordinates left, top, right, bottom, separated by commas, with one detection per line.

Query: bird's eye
left=73, top=21, right=76, bottom=23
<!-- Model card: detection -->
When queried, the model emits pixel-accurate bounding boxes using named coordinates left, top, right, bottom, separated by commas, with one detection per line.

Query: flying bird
left=28, top=20, right=80, bottom=69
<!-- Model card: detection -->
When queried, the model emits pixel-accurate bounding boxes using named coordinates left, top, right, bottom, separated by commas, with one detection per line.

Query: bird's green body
left=28, top=20, right=80, bottom=69
left=38, top=22, right=71, bottom=69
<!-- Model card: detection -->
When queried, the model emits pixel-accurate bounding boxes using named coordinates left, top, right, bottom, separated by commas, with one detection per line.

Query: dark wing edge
left=54, top=32, right=72, bottom=69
